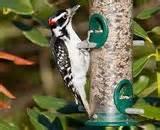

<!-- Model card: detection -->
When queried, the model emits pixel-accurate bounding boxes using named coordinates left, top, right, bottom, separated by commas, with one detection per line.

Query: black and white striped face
left=48, top=5, right=80, bottom=29
left=48, top=10, right=68, bottom=29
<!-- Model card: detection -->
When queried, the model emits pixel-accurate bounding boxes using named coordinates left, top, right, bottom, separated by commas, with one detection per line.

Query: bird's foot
left=77, top=40, right=96, bottom=49
left=78, top=105, right=85, bottom=112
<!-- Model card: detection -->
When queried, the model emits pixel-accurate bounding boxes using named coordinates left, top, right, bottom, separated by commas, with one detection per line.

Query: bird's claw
left=78, top=105, right=85, bottom=112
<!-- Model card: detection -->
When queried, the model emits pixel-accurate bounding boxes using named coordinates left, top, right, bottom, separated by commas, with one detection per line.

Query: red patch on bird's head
left=48, top=18, right=57, bottom=26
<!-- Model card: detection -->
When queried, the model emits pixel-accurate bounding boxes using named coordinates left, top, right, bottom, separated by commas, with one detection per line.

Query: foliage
left=0, top=0, right=160, bottom=130
left=0, top=0, right=53, bottom=47
left=136, top=6, right=160, bottom=20
left=28, top=96, right=85, bottom=130
left=0, top=51, right=34, bottom=65
left=0, top=119, right=19, bottom=130
left=133, top=98, right=160, bottom=120
left=0, top=0, right=33, bottom=15
left=133, top=54, right=155, bottom=78
left=131, top=4, right=160, bottom=128
left=133, top=21, right=153, bottom=47
left=0, top=51, right=34, bottom=110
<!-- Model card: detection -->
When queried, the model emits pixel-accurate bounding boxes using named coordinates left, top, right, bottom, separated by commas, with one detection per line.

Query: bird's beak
left=68, top=5, right=80, bottom=16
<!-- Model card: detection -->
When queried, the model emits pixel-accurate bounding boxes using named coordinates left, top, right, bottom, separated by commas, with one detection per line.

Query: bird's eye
left=63, top=14, right=67, bottom=19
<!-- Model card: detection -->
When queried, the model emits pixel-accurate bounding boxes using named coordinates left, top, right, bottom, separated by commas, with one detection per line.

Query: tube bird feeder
left=86, top=0, right=142, bottom=126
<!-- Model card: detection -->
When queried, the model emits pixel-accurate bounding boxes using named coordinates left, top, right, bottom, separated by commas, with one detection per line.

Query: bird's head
left=48, top=5, right=80, bottom=30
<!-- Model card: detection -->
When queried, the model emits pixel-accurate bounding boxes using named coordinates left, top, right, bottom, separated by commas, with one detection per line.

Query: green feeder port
left=86, top=80, right=144, bottom=126
left=88, top=13, right=109, bottom=48
left=114, top=80, right=144, bottom=115
left=114, top=79, right=134, bottom=114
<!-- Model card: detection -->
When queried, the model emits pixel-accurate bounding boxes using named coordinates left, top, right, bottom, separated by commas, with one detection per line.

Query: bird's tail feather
left=77, top=93, right=91, bottom=117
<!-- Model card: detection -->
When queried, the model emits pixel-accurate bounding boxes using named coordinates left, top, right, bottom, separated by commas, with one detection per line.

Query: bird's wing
left=50, top=37, right=73, bottom=88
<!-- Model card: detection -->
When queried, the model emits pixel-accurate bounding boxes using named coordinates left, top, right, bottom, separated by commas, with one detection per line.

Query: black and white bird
left=48, top=5, right=90, bottom=116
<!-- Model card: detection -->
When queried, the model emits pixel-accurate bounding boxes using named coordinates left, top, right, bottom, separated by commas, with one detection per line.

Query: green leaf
left=136, top=6, right=160, bottom=20
left=133, top=45, right=154, bottom=58
left=139, top=82, right=157, bottom=97
left=31, top=0, right=55, bottom=25
left=28, top=107, right=66, bottom=130
left=33, top=95, right=88, bottom=124
left=133, top=53, right=155, bottom=77
left=133, top=75, right=150, bottom=95
left=0, top=120, right=19, bottom=130
left=23, top=28, right=48, bottom=47
left=49, top=111, right=86, bottom=128
left=33, top=96, right=67, bottom=110
left=38, top=114, right=65, bottom=130
left=133, top=21, right=153, bottom=47
left=139, top=124, right=156, bottom=130
left=0, top=23, right=21, bottom=43
left=157, top=71, right=160, bottom=96
left=42, top=112, right=57, bottom=122
left=0, top=0, right=33, bottom=15
left=52, top=117, right=64, bottom=130
left=27, top=108, right=47, bottom=130
left=156, top=47, right=160, bottom=61
left=156, top=48, right=160, bottom=96
left=12, top=21, right=32, bottom=31
left=134, top=0, right=150, bottom=5
left=134, top=99, right=160, bottom=120
left=150, top=26, right=160, bottom=36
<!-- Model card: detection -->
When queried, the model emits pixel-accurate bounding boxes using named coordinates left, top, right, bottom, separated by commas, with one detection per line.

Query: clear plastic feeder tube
left=89, top=0, right=133, bottom=118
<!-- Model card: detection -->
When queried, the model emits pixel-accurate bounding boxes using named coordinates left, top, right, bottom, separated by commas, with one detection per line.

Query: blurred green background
left=0, top=0, right=160, bottom=129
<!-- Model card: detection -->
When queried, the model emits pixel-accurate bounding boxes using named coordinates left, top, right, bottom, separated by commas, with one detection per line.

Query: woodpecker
left=48, top=5, right=91, bottom=117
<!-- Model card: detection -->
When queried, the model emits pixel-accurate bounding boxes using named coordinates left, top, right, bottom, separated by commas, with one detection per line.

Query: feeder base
left=86, top=113, right=139, bottom=126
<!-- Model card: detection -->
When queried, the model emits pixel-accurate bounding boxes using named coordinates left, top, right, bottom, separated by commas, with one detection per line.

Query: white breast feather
left=62, top=23, right=90, bottom=91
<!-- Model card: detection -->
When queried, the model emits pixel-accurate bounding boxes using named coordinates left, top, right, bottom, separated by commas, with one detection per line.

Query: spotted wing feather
left=50, top=37, right=85, bottom=105
left=50, top=38, right=73, bottom=87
